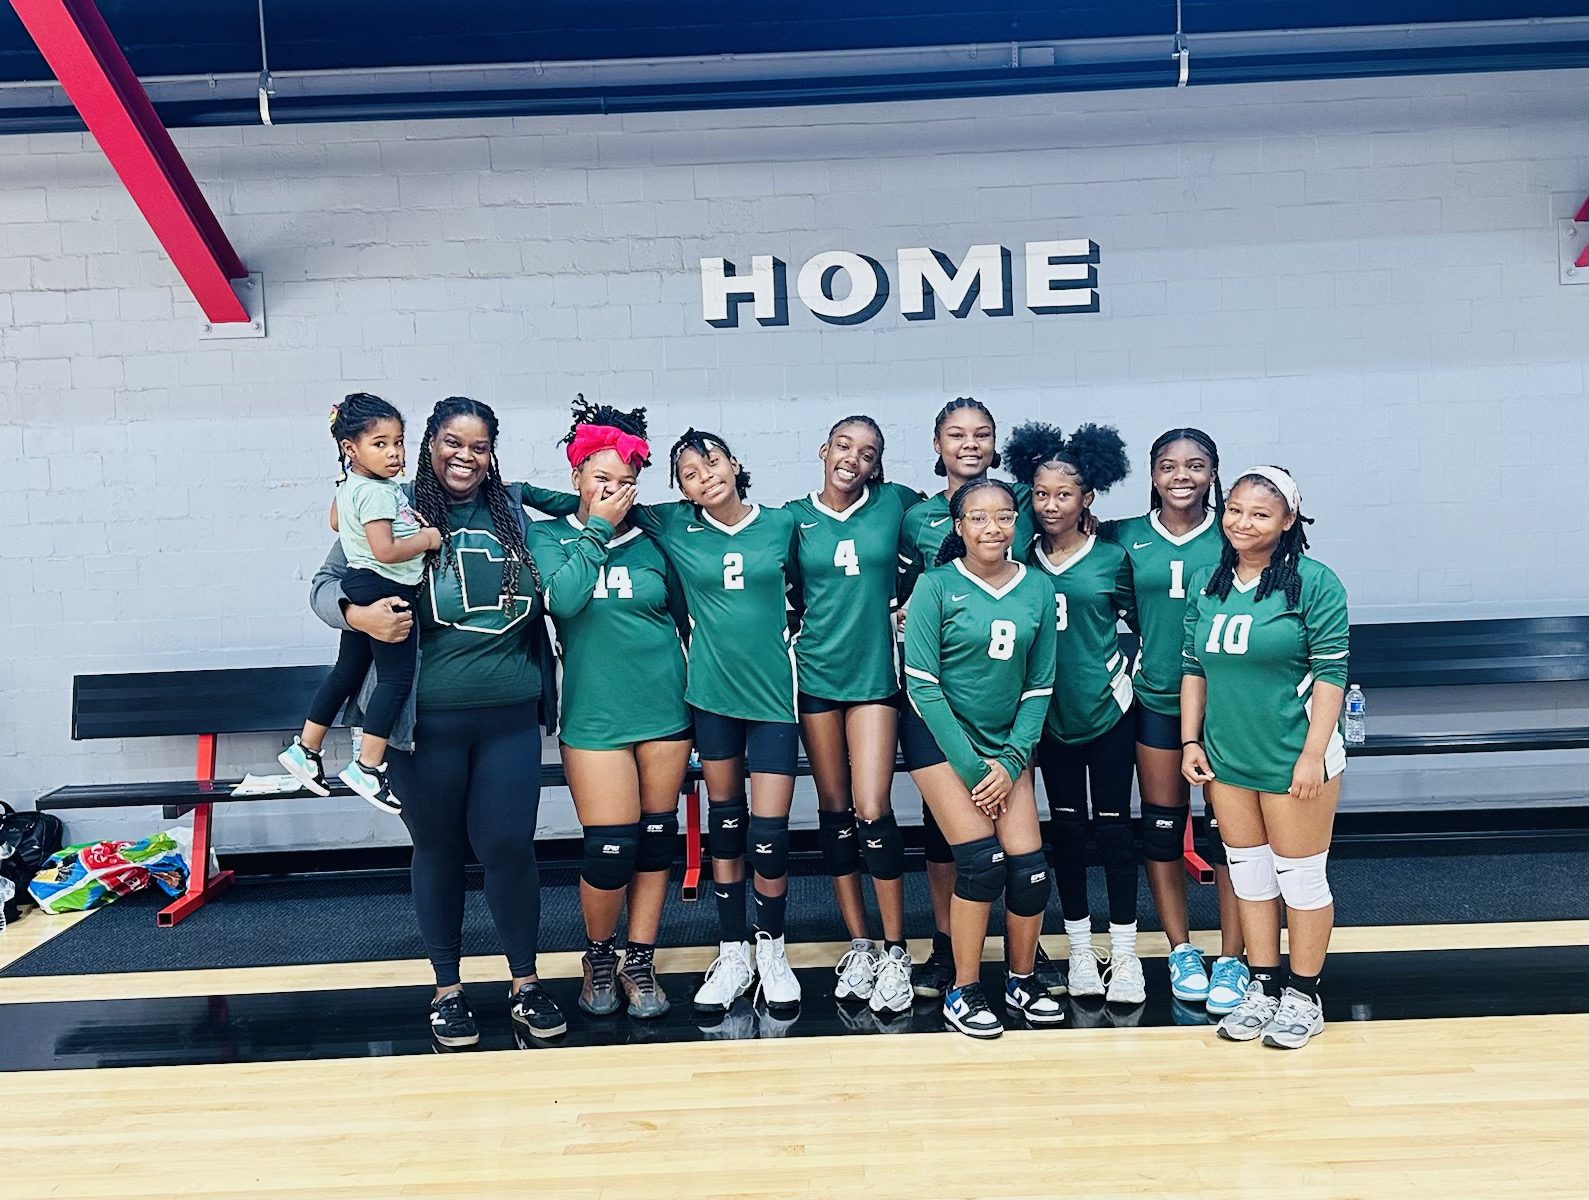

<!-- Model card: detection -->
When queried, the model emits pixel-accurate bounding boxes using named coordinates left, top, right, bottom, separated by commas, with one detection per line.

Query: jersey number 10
left=1204, top=613, right=1253, bottom=655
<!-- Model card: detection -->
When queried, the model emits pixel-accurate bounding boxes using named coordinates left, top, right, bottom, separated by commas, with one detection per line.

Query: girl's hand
left=1288, top=752, right=1326, bottom=802
left=1181, top=743, right=1215, bottom=786
left=971, top=760, right=1013, bottom=815
left=589, top=482, right=637, bottom=528
left=421, top=527, right=443, bottom=552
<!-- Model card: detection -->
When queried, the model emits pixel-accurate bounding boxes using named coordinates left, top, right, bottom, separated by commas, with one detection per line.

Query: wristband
left=1181, top=739, right=1202, bottom=748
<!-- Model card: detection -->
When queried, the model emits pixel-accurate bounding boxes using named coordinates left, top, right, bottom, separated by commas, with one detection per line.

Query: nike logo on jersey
left=687, top=524, right=706, bottom=532
left=1133, top=541, right=1153, bottom=549
left=800, top=521, right=819, bottom=529
left=929, top=517, right=951, bottom=527
left=950, top=593, right=971, bottom=602
left=559, top=537, right=580, bottom=544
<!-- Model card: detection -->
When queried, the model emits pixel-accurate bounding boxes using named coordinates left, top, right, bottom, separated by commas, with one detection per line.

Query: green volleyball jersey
left=416, top=494, right=543, bottom=712
left=1027, top=534, right=1135, bottom=744
left=903, top=560, right=1057, bottom=790
left=1100, top=509, right=1222, bottom=716
left=898, top=480, right=1036, bottom=597
left=523, top=514, right=689, bottom=751
left=518, top=485, right=799, bottom=724
left=787, top=482, right=923, bottom=702
left=1181, top=557, right=1350, bottom=794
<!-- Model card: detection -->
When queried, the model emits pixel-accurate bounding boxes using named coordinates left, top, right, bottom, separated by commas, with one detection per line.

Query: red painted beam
left=9, top=0, right=248, bottom=323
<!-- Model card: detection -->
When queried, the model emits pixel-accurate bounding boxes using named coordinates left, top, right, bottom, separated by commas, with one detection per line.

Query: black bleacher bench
left=37, top=614, right=1589, bottom=820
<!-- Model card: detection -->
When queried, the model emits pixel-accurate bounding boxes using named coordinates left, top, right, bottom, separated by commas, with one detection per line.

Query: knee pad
left=1202, top=811, right=1228, bottom=867
left=858, top=812, right=905, bottom=881
left=922, top=806, right=954, bottom=865
left=1046, top=814, right=1088, bottom=870
left=580, top=823, right=640, bottom=891
left=1140, top=802, right=1189, bottom=863
left=1224, top=842, right=1281, bottom=902
left=1274, top=850, right=1332, bottom=911
left=817, top=809, right=861, bottom=876
left=951, top=836, right=1005, bottom=903
left=1093, top=817, right=1136, bottom=870
left=1003, top=849, right=1051, bottom=918
left=748, top=813, right=790, bottom=881
left=707, top=797, right=747, bottom=861
left=635, top=811, right=679, bottom=873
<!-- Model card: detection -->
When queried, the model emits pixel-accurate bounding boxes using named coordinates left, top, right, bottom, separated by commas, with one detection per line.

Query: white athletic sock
left=1109, top=922, right=1138, bottom=958
left=1064, top=917, right=1093, bottom=960
left=852, top=937, right=874, bottom=955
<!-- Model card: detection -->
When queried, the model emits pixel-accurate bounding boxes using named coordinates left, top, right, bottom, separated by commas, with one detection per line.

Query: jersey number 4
left=988, top=619, right=1018, bottom=661
left=722, top=552, right=744, bottom=590
left=1204, top=613, right=1253, bottom=655
left=833, top=538, right=860, bottom=576
left=592, top=565, right=633, bottom=600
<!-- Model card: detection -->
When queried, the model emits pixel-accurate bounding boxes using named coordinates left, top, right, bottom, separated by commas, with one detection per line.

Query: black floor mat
left=5, top=847, right=1585, bottom=978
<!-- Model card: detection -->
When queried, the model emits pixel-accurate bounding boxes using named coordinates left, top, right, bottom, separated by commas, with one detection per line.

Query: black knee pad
left=748, top=813, right=790, bottom=881
left=922, top=806, right=954, bottom=865
left=951, top=836, right=1005, bottom=902
left=707, top=797, right=747, bottom=861
left=1202, top=811, right=1228, bottom=867
left=1046, top=814, right=1088, bottom=870
left=1003, top=849, right=1051, bottom=918
left=858, top=812, right=905, bottom=881
left=580, top=823, right=640, bottom=891
left=817, top=809, right=861, bottom=876
left=1140, top=802, right=1189, bottom=863
left=635, top=811, right=679, bottom=873
left=1093, top=817, right=1137, bottom=870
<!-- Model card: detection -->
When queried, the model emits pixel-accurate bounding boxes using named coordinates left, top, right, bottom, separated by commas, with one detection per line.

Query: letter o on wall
left=796, top=251, right=891, bottom=325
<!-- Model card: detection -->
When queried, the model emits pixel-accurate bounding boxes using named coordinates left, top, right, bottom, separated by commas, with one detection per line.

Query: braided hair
left=1147, top=427, right=1222, bottom=514
left=411, top=395, right=540, bottom=612
left=826, top=414, right=887, bottom=484
left=668, top=428, right=751, bottom=497
left=560, top=392, right=651, bottom=463
left=329, top=392, right=402, bottom=481
left=932, top=397, right=1001, bottom=477
left=934, top=476, right=1019, bottom=566
left=1203, top=469, right=1314, bottom=606
left=1004, top=421, right=1129, bottom=494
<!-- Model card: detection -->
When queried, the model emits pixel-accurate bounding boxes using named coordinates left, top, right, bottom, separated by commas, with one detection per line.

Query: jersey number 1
left=1169, top=560, right=1186, bottom=599
left=722, top=552, right=745, bottom=590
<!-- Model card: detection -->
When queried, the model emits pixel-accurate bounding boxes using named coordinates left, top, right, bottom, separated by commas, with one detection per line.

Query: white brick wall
left=2, top=70, right=1585, bottom=847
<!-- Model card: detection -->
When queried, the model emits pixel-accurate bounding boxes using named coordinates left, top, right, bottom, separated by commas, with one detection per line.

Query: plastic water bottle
left=1342, top=684, right=1367, bottom=746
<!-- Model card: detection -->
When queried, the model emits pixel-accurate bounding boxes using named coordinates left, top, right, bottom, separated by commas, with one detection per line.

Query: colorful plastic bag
left=27, top=827, right=192, bottom=915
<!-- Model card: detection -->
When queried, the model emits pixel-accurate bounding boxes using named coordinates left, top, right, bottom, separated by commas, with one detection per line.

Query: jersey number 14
left=593, top=565, right=633, bottom=599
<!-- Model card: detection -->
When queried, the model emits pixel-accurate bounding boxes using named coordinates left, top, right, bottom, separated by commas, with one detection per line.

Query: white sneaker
left=869, top=945, right=914, bottom=1015
left=834, top=943, right=879, bottom=1002
left=1104, top=951, right=1147, bottom=1005
left=339, top=760, right=400, bottom=814
left=1262, top=987, right=1325, bottom=1050
left=1216, top=981, right=1281, bottom=1042
left=693, top=941, right=754, bottom=1011
left=754, top=931, right=801, bottom=1008
left=1066, top=946, right=1106, bottom=998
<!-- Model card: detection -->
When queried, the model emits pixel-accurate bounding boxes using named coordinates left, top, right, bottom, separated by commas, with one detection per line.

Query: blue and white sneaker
left=1167, top=942, right=1210, bottom=1002
left=1005, top=972, right=1066, bottom=1026
left=276, top=737, right=330, bottom=797
left=1206, top=956, right=1250, bottom=1015
left=944, top=982, right=1003, bottom=1039
left=340, top=760, right=401, bottom=814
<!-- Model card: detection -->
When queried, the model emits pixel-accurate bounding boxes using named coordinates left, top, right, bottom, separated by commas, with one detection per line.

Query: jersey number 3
left=988, top=619, right=1018, bottom=661
left=722, top=552, right=745, bottom=590
left=1204, top=613, right=1253, bottom=655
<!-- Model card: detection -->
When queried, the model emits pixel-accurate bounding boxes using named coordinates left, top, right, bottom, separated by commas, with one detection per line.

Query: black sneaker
left=1033, top=944, right=1069, bottom=997
left=912, top=947, right=955, bottom=999
left=429, top=989, right=479, bottom=1048
left=510, top=981, right=567, bottom=1040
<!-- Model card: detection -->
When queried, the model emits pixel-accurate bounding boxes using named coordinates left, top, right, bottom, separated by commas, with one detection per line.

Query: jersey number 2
left=593, top=565, right=633, bottom=600
left=833, top=539, right=860, bottom=576
left=1205, top=613, right=1253, bottom=655
left=722, top=552, right=745, bottom=591
left=988, top=619, right=1018, bottom=661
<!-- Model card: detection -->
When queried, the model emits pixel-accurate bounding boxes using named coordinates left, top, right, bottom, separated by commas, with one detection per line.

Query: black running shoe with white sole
left=1033, top=944, right=1068, bottom=997
left=510, top=981, right=568, bottom=1040
left=429, top=989, right=479, bottom=1048
left=1005, top=972, right=1067, bottom=1026
left=943, top=982, right=1004, bottom=1039
left=912, top=947, right=955, bottom=999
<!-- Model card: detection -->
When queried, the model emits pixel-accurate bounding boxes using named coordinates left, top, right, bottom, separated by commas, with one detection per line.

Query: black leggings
left=388, top=703, right=543, bottom=987
left=1036, top=713, right=1138, bottom=926
left=306, top=568, right=418, bottom=741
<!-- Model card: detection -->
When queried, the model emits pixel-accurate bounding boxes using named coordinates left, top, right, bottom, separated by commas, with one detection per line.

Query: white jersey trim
left=565, top=513, right=642, bottom=548
left=952, top=558, right=1027, bottom=601
left=903, top=666, right=939, bottom=685
left=702, top=503, right=761, bottom=535
left=1033, top=534, right=1096, bottom=578
left=1148, top=508, right=1217, bottom=547
left=1019, top=687, right=1054, bottom=701
left=808, top=487, right=869, bottom=522
left=1232, top=572, right=1261, bottom=593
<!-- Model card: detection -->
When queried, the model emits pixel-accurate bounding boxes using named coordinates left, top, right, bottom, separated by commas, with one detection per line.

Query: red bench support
left=156, top=733, right=234, bottom=927
left=680, top=781, right=704, bottom=902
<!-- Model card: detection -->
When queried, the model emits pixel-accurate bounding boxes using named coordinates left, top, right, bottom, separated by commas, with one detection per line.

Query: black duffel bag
left=0, top=802, right=65, bottom=925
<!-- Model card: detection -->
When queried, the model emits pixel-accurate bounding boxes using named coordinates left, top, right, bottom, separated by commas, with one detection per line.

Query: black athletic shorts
left=1134, top=703, right=1182, bottom=752
left=691, top=707, right=799, bottom=776
left=797, top=690, right=901, bottom=716
left=897, top=702, right=948, bottom=772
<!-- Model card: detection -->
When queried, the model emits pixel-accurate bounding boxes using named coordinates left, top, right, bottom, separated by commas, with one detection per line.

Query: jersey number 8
left=723, top=552, right=745, bottom=590
left=833, top=538, right=860, bottom=576
left=593, top=565, right=633, bottom=600
left=988, top=619, right=1018, bottom=661
left=1204, top=613, right=1253, bottom=655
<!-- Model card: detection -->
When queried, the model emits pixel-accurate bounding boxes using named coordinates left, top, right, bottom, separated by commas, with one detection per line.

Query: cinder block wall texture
left=2, top=70, right=1584, bottom=847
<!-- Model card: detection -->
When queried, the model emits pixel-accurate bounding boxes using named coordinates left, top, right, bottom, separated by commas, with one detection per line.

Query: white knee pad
left=1224, top=843, right=1280, bottom=902
left=1273, top=850, right=1332, bottom=910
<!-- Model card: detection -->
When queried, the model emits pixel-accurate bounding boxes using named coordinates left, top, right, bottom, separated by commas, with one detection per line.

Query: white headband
left=1239, top=465, right=1302, bottom=513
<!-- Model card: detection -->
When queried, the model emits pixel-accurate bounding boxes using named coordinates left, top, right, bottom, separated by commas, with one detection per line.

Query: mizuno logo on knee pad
left=837, top=827, right=853, bottom=838
left=866, top=839, right=882, bottom=849
left=721, top=818, right=739, bottom=828
left=755, top=842, right=773, bottom=854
